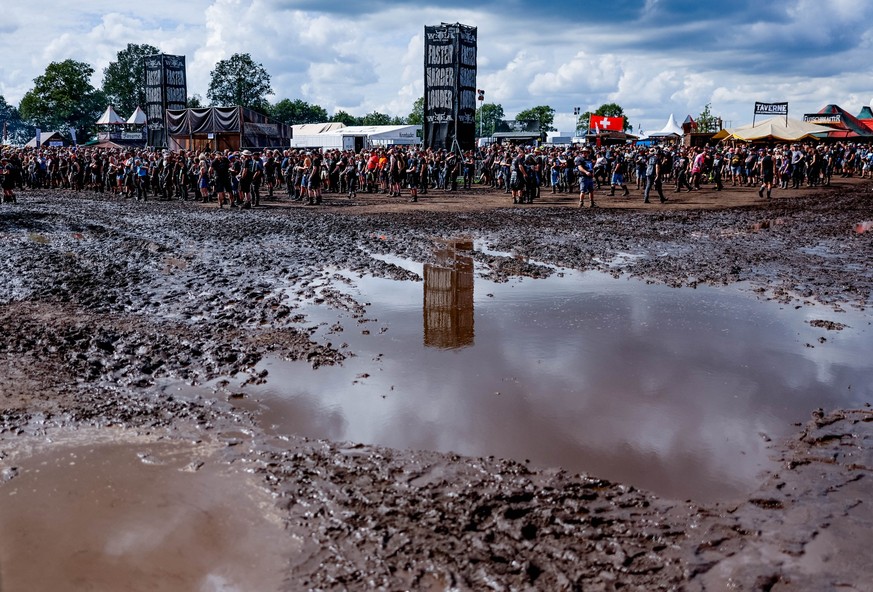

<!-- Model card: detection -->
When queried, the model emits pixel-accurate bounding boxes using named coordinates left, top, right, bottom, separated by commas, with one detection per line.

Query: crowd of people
left=0, top=145, right=473, bottom=206
left=1, top=140, right=871, bottom=207
left=478, top=140, right=873, bottom=206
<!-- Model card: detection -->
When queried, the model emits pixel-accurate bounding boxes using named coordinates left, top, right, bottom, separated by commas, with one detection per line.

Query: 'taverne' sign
left=754, top=102, right=788, bottom=115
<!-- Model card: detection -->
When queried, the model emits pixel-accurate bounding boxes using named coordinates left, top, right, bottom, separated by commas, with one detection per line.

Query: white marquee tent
left=95, top=105, right=125, bottom=125
left=647, top=114, right=683, bottom=138
left=126, top=106, right=147, bottom=126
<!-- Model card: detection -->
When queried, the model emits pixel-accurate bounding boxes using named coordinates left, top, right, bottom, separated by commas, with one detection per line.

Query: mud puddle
left=0, top=429, right=294, bottom=592
left=191, top=252, right=870, bottom=504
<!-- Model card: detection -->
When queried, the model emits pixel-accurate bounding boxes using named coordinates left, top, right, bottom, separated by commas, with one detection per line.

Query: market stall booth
left=166, top=106, right=291, bottom=152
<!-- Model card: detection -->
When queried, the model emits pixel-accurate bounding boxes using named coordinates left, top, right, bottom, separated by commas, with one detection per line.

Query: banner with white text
left=423, top=23, right=477, bottom=152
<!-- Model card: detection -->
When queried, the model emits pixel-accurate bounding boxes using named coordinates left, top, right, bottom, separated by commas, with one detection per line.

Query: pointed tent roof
left=854, top=105, right=873, bottom=133
left=127, top=106, right=147, bottom=125
left=712, top=117, right=832, bottom=142
left=96, top=105, right=125, bottom=125
left=813, top=104, right=873, bottom=138
left=648, top=113, right=683, bottom=137
left=24, top=131, right=65, bottom=148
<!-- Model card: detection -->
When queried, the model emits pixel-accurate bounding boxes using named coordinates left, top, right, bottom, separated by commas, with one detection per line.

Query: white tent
left=96, top=105, right=125, bottom=125
left=25, top=131, right=66, bottom=148
left=126, top=106, right=147, bottom=126
left=291, top=122, right=346, bottom=137
left=291, top=124, right=421, bottom=150
left=648, top=113, right=683, bottom=138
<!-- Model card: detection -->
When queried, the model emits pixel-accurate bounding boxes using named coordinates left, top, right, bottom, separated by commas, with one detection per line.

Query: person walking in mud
left=211, top=151, right=232, bottom=208
left=509, top=148, right=527, bottom=204
left=643, top=148, right=667, bottom=204
left=237, top=150, right=255, bottom=209
left=524, top=152, right=539, bottom=204
left=609, top=152, right=630, bottom=197
left=307, top=155, right=323, bottom=205
left=673, top=149, right=693, bottom=192
left=197, top=155, right=211, bottom=202
left=462, top=150, right=474, bottom=190
left=407, top=150, right=421, bottom=202
left=711, top=149, right=724, bottom=191
left=1, top=155, right=18, bottom=203
left=757, top=149, right=775, bottom=200
left=790, top=145, right=805, bottom=189
left=575, top=147, right=596, bottom=208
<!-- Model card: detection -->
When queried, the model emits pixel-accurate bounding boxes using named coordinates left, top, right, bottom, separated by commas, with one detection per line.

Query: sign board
left=244, top=122, right=279, bottom=137
left=802, top=113, right=841, bottom=125
left=754, top=102, right=788, bottom=115
left=423, top=22, right=477, bottom=152
left=494, top=120, right=539, bottom=133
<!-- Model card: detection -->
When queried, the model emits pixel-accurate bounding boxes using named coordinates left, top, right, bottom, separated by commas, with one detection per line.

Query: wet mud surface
left=1, top=180, right=872, bottom=590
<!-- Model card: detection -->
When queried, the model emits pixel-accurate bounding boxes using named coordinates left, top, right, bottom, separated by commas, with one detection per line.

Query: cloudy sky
left=1, top=0, right=872, bottom=133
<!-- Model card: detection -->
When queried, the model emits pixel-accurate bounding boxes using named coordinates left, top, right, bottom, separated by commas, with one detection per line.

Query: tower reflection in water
left=423, top=238, right=475, bottom=349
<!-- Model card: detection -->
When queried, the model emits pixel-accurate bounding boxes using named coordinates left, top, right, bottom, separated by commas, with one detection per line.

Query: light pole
left=477, top=89, right=485, bottom=141
left=573, top=107, right=581, bottom=138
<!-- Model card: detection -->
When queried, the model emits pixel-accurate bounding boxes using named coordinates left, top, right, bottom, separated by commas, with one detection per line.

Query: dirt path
left=0, top=177, right=871, bottom=590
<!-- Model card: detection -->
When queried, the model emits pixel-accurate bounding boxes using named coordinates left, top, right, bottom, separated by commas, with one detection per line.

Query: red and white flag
left=589, top=115, right=624, bottom=131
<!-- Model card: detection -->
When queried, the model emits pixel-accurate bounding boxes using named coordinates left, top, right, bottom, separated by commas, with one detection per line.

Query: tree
left=516, top=105, right=556, bottom=134
left=696, top=103, right=721, bottom=133
left=475, top=102, right=504, bottom=137
left=269, top=98, right=328, bottom=125
left=19, top=59, right=106, bottom=141
left=407, top=97, right=424, bottom=126
left=187, top=94, right=204, bottom=108
left=102, top=43, right=161, bottom=116
left=360, top=111, right=392, bottom=126
left=207, top=53, right=273, bottom=112
left=1, top=94, right=30, bottom=145
left=332, top=110, right=361, bottom=126
left=577, top=103, right=631, bottom=132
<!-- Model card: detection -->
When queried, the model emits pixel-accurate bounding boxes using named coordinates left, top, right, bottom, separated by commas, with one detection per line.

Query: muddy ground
left=1, top=178, right=872, bottom=591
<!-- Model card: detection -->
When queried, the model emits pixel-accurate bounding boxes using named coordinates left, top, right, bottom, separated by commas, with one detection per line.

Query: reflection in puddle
left=229, top=244, right=872, bottom=504
left=0, top=431, right=294, bottom=592
left=424, top=239, right=474, bottom=349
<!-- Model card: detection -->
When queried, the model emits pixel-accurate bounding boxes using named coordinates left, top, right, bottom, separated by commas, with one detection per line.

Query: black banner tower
left=144, top=54, right=188, bottom=148
left=423, top=23, right=477, bottom=153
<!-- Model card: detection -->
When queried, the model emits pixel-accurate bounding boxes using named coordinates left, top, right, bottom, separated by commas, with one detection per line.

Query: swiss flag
left=589, top=115, right=624, bottom=131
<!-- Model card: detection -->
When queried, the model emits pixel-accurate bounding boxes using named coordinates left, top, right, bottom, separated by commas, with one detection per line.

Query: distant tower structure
left=423, top=23, right=477, bottom=153
left=143, top=54, right=188, bottom=148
